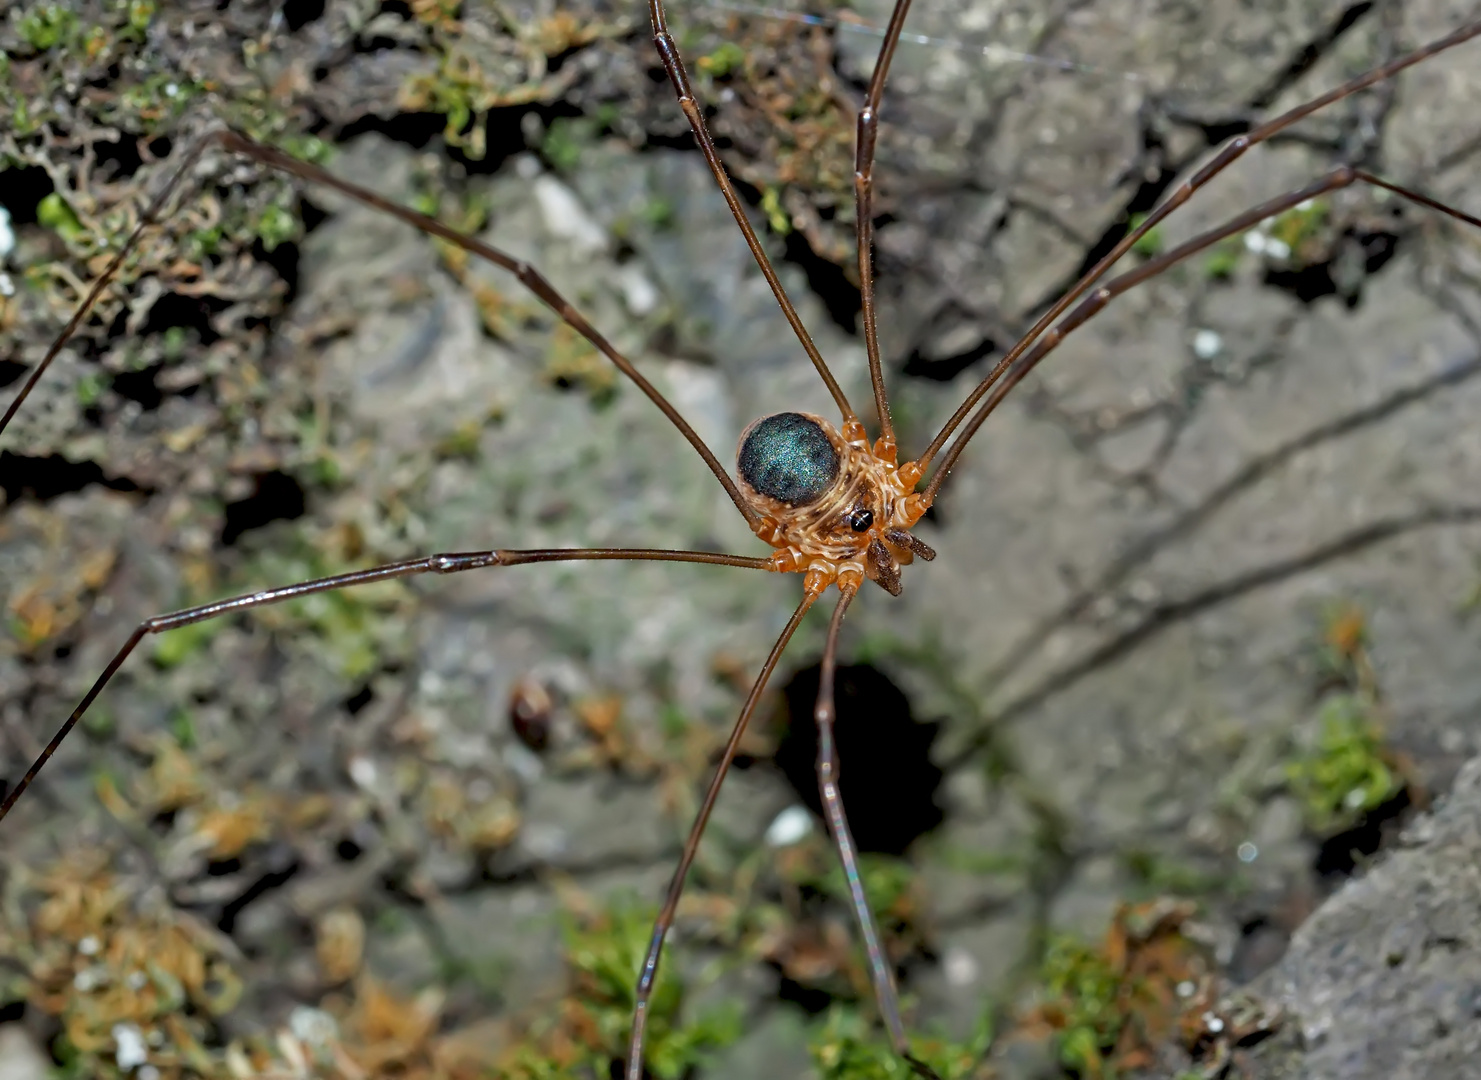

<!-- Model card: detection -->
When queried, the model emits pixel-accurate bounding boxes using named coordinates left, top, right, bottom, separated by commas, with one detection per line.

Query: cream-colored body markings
left=738, top=413, right=930, bottom=595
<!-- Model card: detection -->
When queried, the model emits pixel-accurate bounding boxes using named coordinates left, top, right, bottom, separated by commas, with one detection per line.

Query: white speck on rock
left=0, top=1023, right=52, bottom=1080
left=620, top=265, right=660, bottom=316
left=289, top=1006, right=339, bottom=1047
left=534, top=176, right=607, bottom=254
left=113, top=1023, right=148, bottom=1070
left=348, top=756, right=378, bottom=789
left=943, top=946, right=979, bottom=987
left=523, top=822, right=568, bottom=859
left=0, top=206, right=13, bottom=259
left=764, top=805, right=814, bottom=847
left=1192, top=329, right=1222, bottom=359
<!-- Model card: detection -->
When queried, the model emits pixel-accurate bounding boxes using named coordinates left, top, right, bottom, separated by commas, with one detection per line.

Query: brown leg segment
left=923, top=168, right=1481, bottom=500
left=645, top=0, right=856, bottom=423
left=813, top=586, right=944, bottom=1080
left=0, top=130, right=760, bottom=529
left=916, top=19, right=1481, bottom=475
left=0, top=547, right=772, bottom=823
left=626, top=589, right=816, bottom=1080
left=854, top=0, right=916, bottom=445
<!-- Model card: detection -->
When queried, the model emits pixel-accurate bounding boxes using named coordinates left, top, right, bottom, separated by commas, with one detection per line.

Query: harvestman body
left=3, top=3, right=1481, bottom=1077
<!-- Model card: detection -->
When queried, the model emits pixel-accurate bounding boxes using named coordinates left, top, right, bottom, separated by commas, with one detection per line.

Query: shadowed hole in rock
left=89, top=135, right=147, bottom=184
left=1262, top=219, right=1401, bottom=307
left=136, top=290, right=227, bottom=346
left=0, top=359, right=29, bottom=389
left=109, top=364, right=165, bottom=410
left=774, top=662, right=944, bottom=856
left=220, top=470, right=306, bottom=546
left=282, top=0, right=326, bottom=32
left=344, top=683, right=375, bottom=715
left=0, top=164, right=55, bottom=223
left=1313, top=784, right=1414, bottom=880
left=0, top=450, right=140, bottom=504
left=216, top=847, right=300, bottom=934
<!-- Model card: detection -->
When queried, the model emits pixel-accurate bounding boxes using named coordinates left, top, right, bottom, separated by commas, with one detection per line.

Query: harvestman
left=3, top=3, right=1481, bottom=1076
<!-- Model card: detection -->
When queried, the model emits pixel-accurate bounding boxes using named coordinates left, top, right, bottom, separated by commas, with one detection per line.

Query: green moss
left=124, top=0, right=155, bottom=39
left=698, top=41, right=747, bottom=77
left=641, top=196, right=676, bottom=231
left=1267, top=198, right=1329, bottom=262
left=1285, top=693, right=1400, bottom=835
left=251, top=202, right=299, bottom=252
left=811, top=852, right=916, bottom=921
left=809, top=1003, right=992, bottom=1079
left=1202, top=236, right=1243, bottom=280
left=19, top=3, right=77, bottom=51
left=1127, top=212, right=1163, bottom=258
left=151, top=619, right=224, bottom=668
left=761, top=185, right=791, bottom=235
left=74, top=369, right=110, bottom=407
left=37, top=192, right=85, bottom=243
left=1039, top=934, right=1123, bottom=1075
left=503, top=898, right=741, bottom=1080
left=542, top=116, right=600, bottom=173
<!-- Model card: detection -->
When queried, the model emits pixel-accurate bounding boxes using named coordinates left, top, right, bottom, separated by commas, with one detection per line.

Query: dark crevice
left=110, top=364, right=165, bottom=410
left=282, top=0, right=327, bottom=32
left=89, top=134, right=147, bottom=184
left=344, top=683, right=375, bottom=715
left=1261, top=217, right=1400, bottom=306
left=220, top=470, right=306, bottom=546
left=0, top=451, right=141, bottom=504
left=1251, top=3, right=1376, bottom=113
left=900, top=1, right=1388, bottom=385
left=902, top=310, right=999, bottom=381
left=214, top=848, right=300, bottom=934
left=774, top=662, right=944, bottom=855
left=727, top=172, right=863, bottom=335
left=253, top=236, right=303, bottom=304
left=1314, top=785, right=1414, bottom=879
left=137, top=291, right=227, bottom=345
left=635, top=117, right=865, bottom=334
left=0, top=359, right=28, bottom=389
left=1070, top=114, right=1182, bottom=287
left=0, top=164, right=55, bottom=222
left=336, top=100, right=581, bottom=179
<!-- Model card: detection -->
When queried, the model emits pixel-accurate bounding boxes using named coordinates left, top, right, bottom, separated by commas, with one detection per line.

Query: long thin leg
left=0, top=136, right=219, bottom=438
left=922, top=168, right=1481, bottom=500
left=914, top=18, right=1481, bottom=474
left=813, top=587, right=942, bottom=1080
left=626, top=588, right=817, bottom=1080
left=0, top=547, right=773, bottom=823
left=855, top=0, right=915, bottom=446
left=0, top=130, right=760, bottom=530
left=646, top=0, right=857, bottom=423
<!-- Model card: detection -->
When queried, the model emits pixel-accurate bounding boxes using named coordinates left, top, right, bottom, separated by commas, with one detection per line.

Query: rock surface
left=1, top=0, right=1480, bottom=1075
left=1249, top=752, right=1481, bottom=1080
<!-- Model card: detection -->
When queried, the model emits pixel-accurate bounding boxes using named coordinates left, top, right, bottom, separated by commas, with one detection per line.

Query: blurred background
left=1, top=0, right=1480, bottom=1076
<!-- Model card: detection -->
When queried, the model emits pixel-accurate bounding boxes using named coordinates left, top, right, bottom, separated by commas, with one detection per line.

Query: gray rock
left=1248, top=753, right=1481, bottom=1079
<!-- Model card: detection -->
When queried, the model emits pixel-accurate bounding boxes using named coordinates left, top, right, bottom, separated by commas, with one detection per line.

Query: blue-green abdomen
left=737, top=412, right=840, bottom=506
